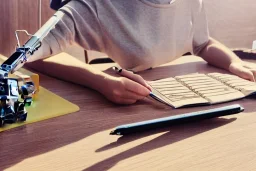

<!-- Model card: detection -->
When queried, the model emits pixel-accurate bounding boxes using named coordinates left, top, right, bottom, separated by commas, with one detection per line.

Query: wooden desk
left=1, top=53, right=256, bottom=171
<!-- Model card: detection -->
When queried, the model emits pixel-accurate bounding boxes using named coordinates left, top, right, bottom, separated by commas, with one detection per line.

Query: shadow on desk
left=1, top=58, right=256, bottom=170
left=84, top=118, right=236, bottom=171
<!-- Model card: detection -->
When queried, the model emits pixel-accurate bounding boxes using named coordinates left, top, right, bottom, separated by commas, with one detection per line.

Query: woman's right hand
left=99, top=73, right=151, bottom=105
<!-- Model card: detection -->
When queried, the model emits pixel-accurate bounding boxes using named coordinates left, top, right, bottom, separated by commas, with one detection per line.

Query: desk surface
left=1, top=53, right=256, bottom=171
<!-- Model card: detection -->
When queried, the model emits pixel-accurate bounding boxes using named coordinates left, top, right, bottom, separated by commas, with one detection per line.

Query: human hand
left=229, top=61, right=256, bottom=82
left=99, top=68, right=151, bottom=104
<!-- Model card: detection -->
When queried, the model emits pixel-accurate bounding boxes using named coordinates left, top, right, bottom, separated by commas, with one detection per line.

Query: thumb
left=239, top=69, right=255, bottom=82
left=230, top=63, right=255, bottom=82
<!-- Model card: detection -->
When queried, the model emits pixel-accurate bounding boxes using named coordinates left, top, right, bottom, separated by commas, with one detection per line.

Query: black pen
left=110, top=104, right=244, bottom=135
left=112, top=66, right=169, bottom=106
left=149, top=92, right=172, bottom=107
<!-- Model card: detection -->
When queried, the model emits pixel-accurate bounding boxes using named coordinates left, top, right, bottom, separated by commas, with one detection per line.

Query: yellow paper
left=0, top=86, right=79, bottom=132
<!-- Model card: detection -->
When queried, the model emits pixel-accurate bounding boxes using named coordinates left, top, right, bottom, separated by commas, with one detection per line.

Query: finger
left=119, top=69, right=152, bottom=91
left=122, top=78, right=151, bottom=96
left=249, top=69, right=256, bottom=82
left=121, top=90, right=146, bottom=100
left=113, top=88, right=145, bottom=100
left=240, top=69, right=255, bottom=82
left=116, top=98, right=137, bottom=105
left=230, top=64, right=255, bottom=82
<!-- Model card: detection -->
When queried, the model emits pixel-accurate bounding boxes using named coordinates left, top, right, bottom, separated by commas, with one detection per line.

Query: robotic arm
left=0, top=0, right=72, bottom=78
left=0, top=14, right=61, bottom=78
left=0, top=0, right=72, bottom=126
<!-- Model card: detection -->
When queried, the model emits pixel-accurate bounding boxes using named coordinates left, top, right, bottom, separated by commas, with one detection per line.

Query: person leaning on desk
left=25, top=0, right=256, bottom=105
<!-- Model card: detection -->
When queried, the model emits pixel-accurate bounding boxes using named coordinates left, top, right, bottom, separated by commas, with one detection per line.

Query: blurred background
left=0, top=0, right=256, bottom=63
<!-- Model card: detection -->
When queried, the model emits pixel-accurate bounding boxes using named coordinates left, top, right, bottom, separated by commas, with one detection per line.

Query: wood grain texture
left=1, top=53, right=256, bottom=170
left=0, top=0, right=39, bottom=56
left=41, top=0, right=55, bottom=26
left=0, top=0, right=18, bottom=56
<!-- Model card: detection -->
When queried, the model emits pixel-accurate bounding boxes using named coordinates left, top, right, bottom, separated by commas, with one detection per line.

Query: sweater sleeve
left=29, top=0, right=105, bottom=62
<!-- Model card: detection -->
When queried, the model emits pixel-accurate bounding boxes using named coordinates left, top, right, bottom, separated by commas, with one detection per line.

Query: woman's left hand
left=229, top=61, right=256, bottom=82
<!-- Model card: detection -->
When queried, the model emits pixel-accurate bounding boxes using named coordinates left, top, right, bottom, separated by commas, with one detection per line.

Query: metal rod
left=39, top=0, right=42, bottom=28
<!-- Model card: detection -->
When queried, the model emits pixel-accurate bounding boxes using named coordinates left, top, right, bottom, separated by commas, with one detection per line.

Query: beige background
left=205, top=0, right=256, bottom=49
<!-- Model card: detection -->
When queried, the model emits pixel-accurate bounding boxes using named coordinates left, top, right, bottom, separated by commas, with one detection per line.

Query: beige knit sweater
left=32, top=0, right=209, bottom=72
